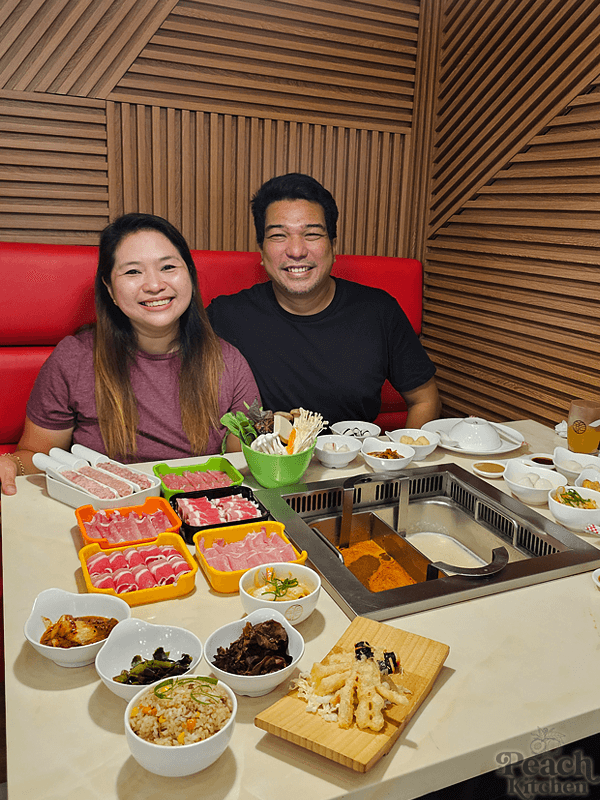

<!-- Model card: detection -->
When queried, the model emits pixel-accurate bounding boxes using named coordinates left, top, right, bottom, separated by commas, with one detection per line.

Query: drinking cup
left=567, top=400, right=600, bottom=454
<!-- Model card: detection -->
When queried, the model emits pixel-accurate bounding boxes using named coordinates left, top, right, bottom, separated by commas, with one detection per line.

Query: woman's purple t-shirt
left=26, top=330, right=260, bottom=462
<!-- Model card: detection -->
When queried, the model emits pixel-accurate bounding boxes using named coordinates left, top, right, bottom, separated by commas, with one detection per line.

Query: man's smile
left=283, top=265, right=314, bottom=273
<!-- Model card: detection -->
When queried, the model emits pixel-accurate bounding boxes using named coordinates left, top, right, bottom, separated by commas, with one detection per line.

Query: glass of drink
left=567, top=399, right=600, bottom=453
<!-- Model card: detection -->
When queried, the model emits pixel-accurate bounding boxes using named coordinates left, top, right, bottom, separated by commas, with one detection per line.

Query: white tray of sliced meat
left=33, top=447, right=160, bottom=509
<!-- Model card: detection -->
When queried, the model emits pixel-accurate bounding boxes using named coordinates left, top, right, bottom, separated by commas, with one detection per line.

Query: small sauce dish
left=591, top=569, right=600, bottom=590
left=472, top=460, right=506, bottom=479
left=521, top=453, right=555, bottom=470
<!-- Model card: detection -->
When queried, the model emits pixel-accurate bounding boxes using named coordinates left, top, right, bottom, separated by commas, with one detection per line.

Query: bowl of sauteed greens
left=95, top=618, right=203, bottom=701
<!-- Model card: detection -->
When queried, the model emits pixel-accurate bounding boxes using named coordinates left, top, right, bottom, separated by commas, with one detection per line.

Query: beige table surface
left=3, top=420, right=600, bottom=800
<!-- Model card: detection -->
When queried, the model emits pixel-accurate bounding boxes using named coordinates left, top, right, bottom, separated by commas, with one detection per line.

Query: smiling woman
left=105, top=229, right=194, bottom=354
left=0, top=214, right=260, bottom=496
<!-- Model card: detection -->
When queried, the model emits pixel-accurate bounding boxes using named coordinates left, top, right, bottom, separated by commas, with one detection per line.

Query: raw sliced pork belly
left=197, top=526, right=297, bottom=572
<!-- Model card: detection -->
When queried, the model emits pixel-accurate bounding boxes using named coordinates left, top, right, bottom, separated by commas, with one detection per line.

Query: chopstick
left=489, top=423, right=523, bottom=446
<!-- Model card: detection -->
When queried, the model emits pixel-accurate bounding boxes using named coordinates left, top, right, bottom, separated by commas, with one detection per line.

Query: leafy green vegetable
left=220, top=410, right=258, bottom=447
left=113, top=647, right=192, bottom=685
left=154, top=676, right=220, bottom=704
left=261, top=576, right=300, bottom=599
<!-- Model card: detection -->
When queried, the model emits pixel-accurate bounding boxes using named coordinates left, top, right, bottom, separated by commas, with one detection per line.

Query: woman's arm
left=0, top=417, right=74, bottom=496
left=224, top=433, right=242, bottom=452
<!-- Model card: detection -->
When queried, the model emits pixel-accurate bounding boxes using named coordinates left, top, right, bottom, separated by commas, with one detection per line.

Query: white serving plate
left=422, top=418, right=525, bottom=455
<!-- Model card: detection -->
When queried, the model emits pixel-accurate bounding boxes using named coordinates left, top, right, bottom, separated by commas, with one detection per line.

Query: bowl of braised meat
left=203, top=609, right=304, bottom=696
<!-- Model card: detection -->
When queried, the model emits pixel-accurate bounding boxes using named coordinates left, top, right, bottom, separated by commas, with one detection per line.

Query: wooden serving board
left=254, top=616, right=450, bottom=773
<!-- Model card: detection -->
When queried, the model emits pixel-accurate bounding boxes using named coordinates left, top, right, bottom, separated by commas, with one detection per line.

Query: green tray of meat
left=153, top=457, right=244, bottom=502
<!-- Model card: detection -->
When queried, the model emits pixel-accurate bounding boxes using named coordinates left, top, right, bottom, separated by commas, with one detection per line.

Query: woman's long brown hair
left=94, top=213, right=223, bottom=460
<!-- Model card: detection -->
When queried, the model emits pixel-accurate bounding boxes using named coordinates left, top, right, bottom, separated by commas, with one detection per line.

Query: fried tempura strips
left=293, top=643, right=411, bottom=731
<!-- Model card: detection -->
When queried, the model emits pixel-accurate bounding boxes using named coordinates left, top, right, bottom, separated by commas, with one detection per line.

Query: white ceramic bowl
left=548, top=485, right=600, bottom=531
left=554, top=447, right=600, bottom=484
left=330, top=420, right=381, bottom=441
left=385, top=428, right=440, bottom=460
left=575, top=467, right=600, bottom=490
left=314, top=435, right=361, bottom=469
left=24, top=588, right=131, bottom=668
left=124, top=677, right=237, bottom=776
left=239, top=563, right=321, bottom=625
left=203, top=608, right=304, bottom=696
left=503, top=461, right=564, bottom=506
left=95, top=618, right=203, bottom=701
left=449, top=417, right=502, bottom=451
left=361, top=438, right=415, bottom=474
left=591, top=569, right=600, bottom=590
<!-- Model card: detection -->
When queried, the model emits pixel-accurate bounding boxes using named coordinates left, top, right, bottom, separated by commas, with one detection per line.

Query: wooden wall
left=0, top=0, right=419, bottom=254
left=422, top=0, right=600, bottom=428
left=2, top=0, right=600, bottom=427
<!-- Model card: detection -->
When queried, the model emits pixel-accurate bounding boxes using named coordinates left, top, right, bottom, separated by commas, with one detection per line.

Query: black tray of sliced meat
left=169, top=485, right=271, bottom=544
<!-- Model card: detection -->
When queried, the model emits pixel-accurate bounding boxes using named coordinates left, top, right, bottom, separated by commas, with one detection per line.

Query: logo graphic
left=529, top=726, right=566, bottom=754
left=496, top=728, right=600, bottom=799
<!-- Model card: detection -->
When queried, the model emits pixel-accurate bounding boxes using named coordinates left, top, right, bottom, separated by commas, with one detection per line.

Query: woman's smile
left=108, top=229, right=193, bottom=351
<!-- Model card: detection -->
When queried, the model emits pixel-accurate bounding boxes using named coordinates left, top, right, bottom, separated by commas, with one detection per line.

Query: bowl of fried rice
left=125, top=675, right=237, bottom=776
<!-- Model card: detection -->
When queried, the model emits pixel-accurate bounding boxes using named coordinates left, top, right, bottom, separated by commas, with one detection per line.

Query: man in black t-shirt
left=207, top=173, right=441, bottom=426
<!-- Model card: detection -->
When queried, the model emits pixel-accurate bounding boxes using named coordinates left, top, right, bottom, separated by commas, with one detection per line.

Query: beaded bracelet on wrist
left=0, top=452, right=25, bottom=476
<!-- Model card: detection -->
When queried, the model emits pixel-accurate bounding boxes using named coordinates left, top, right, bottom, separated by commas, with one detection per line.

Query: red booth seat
left=0, top=243, right=423, bottom=449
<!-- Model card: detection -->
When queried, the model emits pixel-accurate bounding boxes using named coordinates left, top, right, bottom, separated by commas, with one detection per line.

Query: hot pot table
left=3, top=419, right=600, bottom=800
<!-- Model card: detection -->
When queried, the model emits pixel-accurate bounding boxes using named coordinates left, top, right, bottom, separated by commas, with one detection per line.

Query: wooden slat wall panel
left=403, top=0, right=443, bottom=260
left=0, top=0, right=179, bottom=98
left=428, top=0, right=600, bottom=231
left=0, top=90, right=108, bottom=243
left=423, top=73, right=600, bottom=427
left=0, top=0, right=418, bottom=251
left=108, top=0, right=419, bottom=131
left=108, top=103, right=409, bottom=253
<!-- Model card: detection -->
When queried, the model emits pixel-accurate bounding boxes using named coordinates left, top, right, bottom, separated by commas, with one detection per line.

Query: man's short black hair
left=251, top=173, right=338, bottom=246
